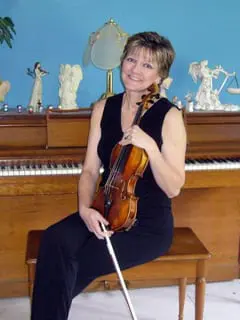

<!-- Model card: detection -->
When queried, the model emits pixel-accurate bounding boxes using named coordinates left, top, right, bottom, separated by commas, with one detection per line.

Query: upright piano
left=0, top=109, right=239, bottom=297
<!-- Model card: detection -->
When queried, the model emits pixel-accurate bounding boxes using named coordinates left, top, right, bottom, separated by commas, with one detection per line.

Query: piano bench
left=26, top=228, right=210, bottom=320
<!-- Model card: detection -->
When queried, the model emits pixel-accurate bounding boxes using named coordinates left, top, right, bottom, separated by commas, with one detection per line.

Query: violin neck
left=132, top=103, right=144, bottom=126
left=115, top=104, right=143, bottom=169
left=111, top=104, right=143, bottom=175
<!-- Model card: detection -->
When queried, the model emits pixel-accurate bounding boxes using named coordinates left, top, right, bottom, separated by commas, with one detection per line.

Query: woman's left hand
left=120, top=125, right=155, bottom=151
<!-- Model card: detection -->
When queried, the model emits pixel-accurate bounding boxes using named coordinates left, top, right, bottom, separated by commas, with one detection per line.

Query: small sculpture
left=27, top=62, right=49, bottom=112
left=0, top=79, right=10, bottom=102
left=58, top=64, right=83, bottom=109
left=185, top=92, right=194, bottom=112
left=189, top=60, right=239, bottom=111
left=172, top=95, right=183, bottom=109
left=160, top=77, right=173, bottom=98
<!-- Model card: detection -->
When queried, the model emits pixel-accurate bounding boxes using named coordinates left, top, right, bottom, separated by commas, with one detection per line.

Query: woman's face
left=121, top=48, right=161, bottom=93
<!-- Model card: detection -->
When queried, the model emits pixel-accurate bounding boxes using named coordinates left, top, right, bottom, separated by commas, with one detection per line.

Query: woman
left=31, top=31, right=186, bottom=320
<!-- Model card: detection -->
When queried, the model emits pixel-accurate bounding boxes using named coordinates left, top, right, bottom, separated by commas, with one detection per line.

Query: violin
left=92, top=83, right=160, bottom=232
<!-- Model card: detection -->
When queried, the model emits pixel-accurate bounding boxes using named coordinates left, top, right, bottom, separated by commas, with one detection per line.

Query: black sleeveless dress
left=31, top=92, right=180, bottom=320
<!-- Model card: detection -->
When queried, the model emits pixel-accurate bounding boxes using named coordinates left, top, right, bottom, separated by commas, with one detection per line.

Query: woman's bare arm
left=120, top=107, right=186, bottom=198
left=78, top=99, right=113, bottom=239
left=146, top=108, right=186, bottom=197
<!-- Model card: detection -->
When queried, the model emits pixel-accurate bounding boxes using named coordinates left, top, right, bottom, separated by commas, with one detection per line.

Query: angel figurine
left=160, top=77, right=173, bottom=98
left=189, top=60, right=237, bottom=111
left=27, top=62, right=49, bottom=112
left=0, top=79, right=11, bottom=102
left=189, top=60, right=222, bottom=110
left=58, top=64, right=83, bottom=109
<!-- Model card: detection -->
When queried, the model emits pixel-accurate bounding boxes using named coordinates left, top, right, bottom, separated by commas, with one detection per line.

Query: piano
left=0, top=109, right=239, bottom=297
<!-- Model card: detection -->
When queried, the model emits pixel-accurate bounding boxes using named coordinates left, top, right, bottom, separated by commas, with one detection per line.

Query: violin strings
left=104, top=103, right=144, bottom=197
left=107, top=103, right=143, bottom=189
left=105, top=106, right=142, bottom=194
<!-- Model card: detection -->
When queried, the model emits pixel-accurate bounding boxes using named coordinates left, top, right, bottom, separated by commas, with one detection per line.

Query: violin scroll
left=137, top=82, right=160, bottom=111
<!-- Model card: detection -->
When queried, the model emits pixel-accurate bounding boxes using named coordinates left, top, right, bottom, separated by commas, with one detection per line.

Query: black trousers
left=31, top=211, right=173, bottom=320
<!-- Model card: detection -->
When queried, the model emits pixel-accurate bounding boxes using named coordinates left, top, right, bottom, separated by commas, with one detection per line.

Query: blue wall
left=0, top=0, right=240, bottom=108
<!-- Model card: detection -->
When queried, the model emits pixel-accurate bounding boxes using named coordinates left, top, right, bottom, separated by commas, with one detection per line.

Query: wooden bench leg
left=195, top=260, right=207, bottom=320
left=178, top=277, right=187, bottom=320
left=195, top=276, right=206, bottom=320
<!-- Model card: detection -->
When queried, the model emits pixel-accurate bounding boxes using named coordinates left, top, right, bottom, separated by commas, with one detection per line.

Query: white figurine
left=0, top=80, right=10, bottom=102
left=27, top=62, right=49, bottom=112
left=160, top=77, right=173, bottom=98
left=189, top=60, right=238, bottom=111
left=189, top=60, right=221, bottom=110
left=58, top=64, right=83, bottom=109
left=185, top=92, right=194, bottom=112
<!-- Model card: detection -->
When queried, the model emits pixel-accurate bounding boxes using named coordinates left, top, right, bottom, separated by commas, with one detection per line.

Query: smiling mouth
left=128, top=75, right=141, bottom=81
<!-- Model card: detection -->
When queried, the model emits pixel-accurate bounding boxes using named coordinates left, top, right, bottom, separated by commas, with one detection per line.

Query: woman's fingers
left=122, top=125, right=139, bottom=142
left=90, top=212, right=113, bottom=239
left=81, top=207, right=114, bottom=239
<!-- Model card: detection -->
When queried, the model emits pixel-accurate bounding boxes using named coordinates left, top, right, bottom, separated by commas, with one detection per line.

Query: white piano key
left=0, top=168, right=8, bottom=176
left=40, top=164, right=51, bottom=175
left=19, top=165, right=26, bottom=176
left=51, top=164, right=58, bottom=175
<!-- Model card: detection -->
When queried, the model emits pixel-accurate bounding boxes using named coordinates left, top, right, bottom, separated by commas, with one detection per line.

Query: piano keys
left=0, top=109, right=239, bottom=298
left=0, top=161, right=83, bottom=176
left=1, top=157, right=240, bottom=177
left=185, top=157, right=240, bottom=171
left=0, top=157, right=240, bottom=177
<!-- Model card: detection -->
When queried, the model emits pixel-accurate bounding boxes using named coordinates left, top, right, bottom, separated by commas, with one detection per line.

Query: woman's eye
left=143, top=63, right=153, bottom=69
left=126, top=57, right=135, bottom=63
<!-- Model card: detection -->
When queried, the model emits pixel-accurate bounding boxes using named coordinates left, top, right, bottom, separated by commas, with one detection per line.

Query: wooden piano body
left=0, top=109, right=239, bottom=297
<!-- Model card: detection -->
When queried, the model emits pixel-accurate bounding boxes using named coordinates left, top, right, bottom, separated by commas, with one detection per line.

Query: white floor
left=0, top=280, right=239, bottom=319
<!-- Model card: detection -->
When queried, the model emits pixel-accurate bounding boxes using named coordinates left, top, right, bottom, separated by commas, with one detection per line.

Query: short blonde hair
left=121, top=32, right=175, bottom=81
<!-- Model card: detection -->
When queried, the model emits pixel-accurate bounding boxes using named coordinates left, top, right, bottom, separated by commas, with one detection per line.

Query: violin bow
left=98, top=83, right=161, bottom=319
left=101, top=222, right=138, bottom=320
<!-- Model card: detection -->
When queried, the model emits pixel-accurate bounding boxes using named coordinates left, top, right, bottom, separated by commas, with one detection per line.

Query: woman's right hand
left=80, top=208, right=114, bottom=240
